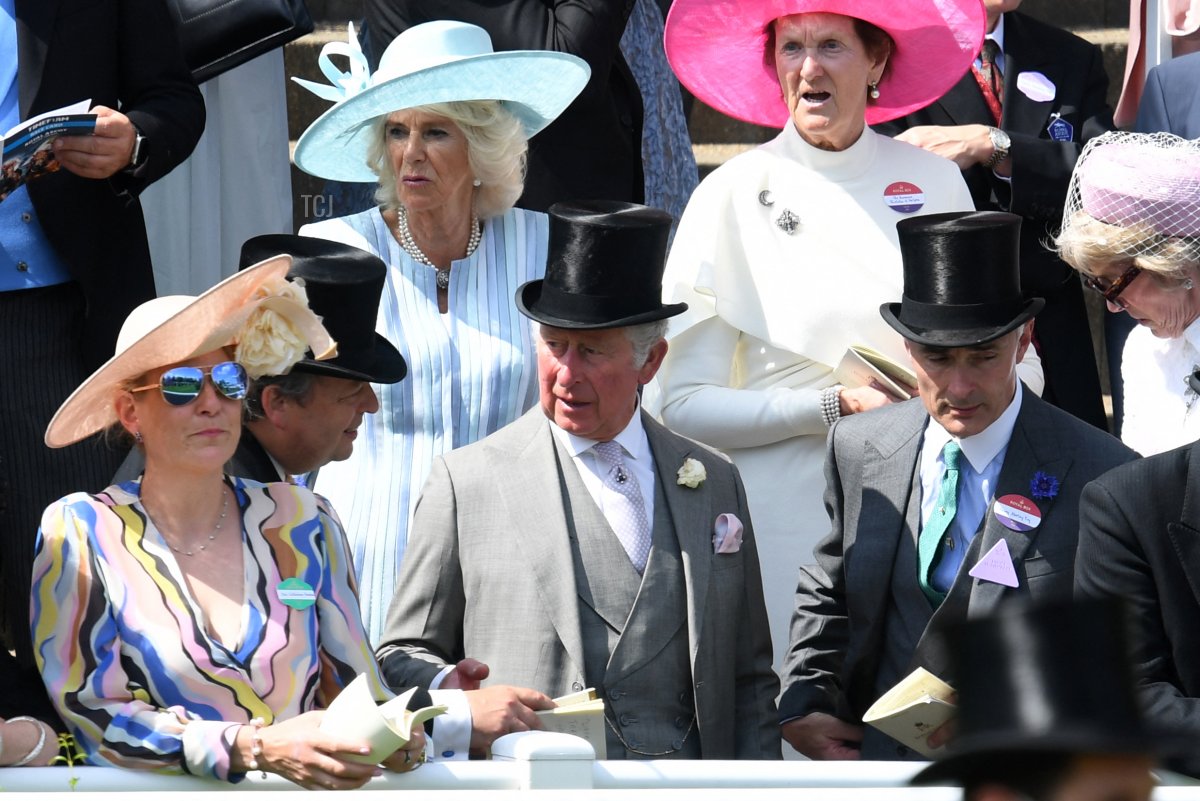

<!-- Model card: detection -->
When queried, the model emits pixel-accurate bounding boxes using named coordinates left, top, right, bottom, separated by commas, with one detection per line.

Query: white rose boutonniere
left=677, top=457, right=706, bottom=488
left=235, top=277, right=337, bottom=379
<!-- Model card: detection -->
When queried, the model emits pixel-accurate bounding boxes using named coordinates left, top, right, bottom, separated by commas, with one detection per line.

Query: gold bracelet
left=244, top=717, right=267, bottom=779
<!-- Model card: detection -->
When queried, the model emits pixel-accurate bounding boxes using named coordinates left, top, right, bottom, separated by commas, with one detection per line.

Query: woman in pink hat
left=653, top=0, right=1050, bottom=692
left=1056, top=131, right=1200, bottom=455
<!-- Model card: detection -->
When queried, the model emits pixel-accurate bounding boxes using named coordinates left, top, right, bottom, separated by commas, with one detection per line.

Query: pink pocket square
left=713, top=513, right=744, bottom=554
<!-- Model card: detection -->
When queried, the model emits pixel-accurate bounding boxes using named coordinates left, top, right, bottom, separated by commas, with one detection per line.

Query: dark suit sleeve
left=376, top=457, right=467, bottom=690
left=1005, top=43, right=1111, bottom=223
left=108, top=0, right=205, bottom=195
left=1074, top=477, right=1200, bottom=729
left=778, top=423, right=852, bottom=723
left=727, top=463, right=784, bottom=758
left=1134, top=65, right=1171, bottom=134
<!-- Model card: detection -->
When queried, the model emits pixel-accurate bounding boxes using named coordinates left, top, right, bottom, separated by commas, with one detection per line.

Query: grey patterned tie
left=592, top=440, right=652, bottom=573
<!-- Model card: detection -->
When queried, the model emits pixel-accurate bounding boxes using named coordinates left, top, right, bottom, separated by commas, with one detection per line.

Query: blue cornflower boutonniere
left=1030, top=471, right=1060, bottom=501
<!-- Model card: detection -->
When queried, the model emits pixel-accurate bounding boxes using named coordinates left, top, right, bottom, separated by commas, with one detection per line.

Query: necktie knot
left=981, top=39, right=1001, bottom=69
left=942, top=441, right=962, bottom=472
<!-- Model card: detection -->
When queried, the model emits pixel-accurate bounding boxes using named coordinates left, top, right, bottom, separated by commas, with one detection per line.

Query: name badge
left=883, top=181, right=925, bottom=214
left=277, top=578, right=316, bottom=610
left=993, top=494, right=1042, bottom=532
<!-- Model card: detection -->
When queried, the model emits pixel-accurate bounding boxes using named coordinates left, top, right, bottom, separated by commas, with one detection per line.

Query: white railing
left=1, top=733, right=1196, bottom=797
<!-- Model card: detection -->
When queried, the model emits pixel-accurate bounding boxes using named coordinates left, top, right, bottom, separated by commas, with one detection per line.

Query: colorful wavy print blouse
left=31, top=477, right=390, bottom=781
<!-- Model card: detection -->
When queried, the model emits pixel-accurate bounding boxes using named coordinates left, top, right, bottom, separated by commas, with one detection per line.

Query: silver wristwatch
left=128, top=127, right=147, bottom=169
left=984, top=126, right=1011, bottom=169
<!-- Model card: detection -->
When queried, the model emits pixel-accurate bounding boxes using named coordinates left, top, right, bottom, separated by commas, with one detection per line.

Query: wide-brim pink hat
left=664, top=0, right=986, bottom=127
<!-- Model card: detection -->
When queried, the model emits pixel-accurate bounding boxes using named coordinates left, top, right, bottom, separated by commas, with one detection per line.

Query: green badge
left=277, top=578, right=316, bottom=610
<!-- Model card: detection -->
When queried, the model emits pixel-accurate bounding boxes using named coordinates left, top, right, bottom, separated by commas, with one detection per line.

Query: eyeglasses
left=131, top=362, right=248, bottom=407
left=1082, top=265, right=1142, bottom=310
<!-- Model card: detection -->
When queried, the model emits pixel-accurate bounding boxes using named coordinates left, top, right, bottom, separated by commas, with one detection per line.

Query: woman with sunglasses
left=1055, top=131, right=1200, bottom=455
left=30, top=258, right=427, bottom=787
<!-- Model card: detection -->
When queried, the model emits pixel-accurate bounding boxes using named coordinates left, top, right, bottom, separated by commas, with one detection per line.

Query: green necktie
left=918, top=441, right=962, bottom=606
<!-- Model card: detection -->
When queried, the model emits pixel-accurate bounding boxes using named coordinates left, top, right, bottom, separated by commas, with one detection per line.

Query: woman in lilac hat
left=653, top=0, right=1046, bottom=694
left=1056, top=130, right=1200, bottom=455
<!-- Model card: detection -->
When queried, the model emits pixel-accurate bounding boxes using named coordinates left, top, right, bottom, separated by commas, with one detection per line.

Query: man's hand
left=781, top=712, right=864, bottom=760
left=465, top=685, right=555, bottom=752
left=442, top=658, right=490, bottom=690
left=52, top=105, right=137, bottom=179
left=894, top=124, right=996, bottom=171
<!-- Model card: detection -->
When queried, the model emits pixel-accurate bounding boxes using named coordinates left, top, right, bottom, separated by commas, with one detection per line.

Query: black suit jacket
left=875, top=12, right=1113, bottom=430
left=16, top=0, right=204, bottom=368
left=1075, top=439, right=1200, bottom=773
left=781, top=389, right=1135, bottom=758
left=364, top=0, right=644, bottom=212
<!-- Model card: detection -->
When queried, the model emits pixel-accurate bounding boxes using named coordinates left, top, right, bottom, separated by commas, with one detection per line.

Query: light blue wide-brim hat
left=292, top=20, right=591, bottom=182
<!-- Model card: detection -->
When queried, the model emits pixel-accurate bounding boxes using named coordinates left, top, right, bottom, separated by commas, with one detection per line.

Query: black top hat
left=912, top=597, right=1189, bottom=786
left=880, top=211, right=1045, bottom=348
left=239, top=234, right=406, bottom=383
left=516, top=200, right=688, bottom=329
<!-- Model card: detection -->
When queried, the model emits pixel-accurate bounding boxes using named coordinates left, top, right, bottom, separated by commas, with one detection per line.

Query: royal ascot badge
left=883, top=182, right=925, bottom=214
left=277, top=578, right=317, bottom=610
left=993, top=494, right=1042, bottom=532
left=968, top=539, right=1019, bottom=587
left=1046, top=113, right=1073, bottom=143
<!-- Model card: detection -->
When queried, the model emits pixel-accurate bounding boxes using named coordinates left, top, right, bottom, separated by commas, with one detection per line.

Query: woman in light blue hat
left=293, top=20, right=588, bottom=642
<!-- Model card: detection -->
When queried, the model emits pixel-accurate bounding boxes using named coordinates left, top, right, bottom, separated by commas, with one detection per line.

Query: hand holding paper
left=320, top=673, right=447, bottom=765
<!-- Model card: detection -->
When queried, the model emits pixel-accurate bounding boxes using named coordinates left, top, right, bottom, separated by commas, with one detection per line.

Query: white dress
left=1120, top=317, right=1200, bottom=455
left=657, top=123, right=996, bottom=682
left=300, top=207, right=547, bottom=644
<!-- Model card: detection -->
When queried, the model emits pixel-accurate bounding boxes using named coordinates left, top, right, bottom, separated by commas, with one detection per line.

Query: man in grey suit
left=779, top=212, right=1136, bottom=761
left=1137, top=50, right=1200, bottom=139
left=377, top=200, right=780, bottom=760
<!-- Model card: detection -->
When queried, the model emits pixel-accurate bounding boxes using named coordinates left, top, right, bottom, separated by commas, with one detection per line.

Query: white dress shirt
left=550, top=406, right=657, bottom=530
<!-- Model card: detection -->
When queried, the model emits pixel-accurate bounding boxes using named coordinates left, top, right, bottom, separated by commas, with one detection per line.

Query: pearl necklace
left=150, top=485, right=230, bottom=558
left=394, top=206, right=481, bottom=290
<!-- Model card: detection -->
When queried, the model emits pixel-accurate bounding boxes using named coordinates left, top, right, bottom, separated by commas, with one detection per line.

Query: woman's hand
left=241, top=711, right=382, bottom=790
left=379, top=725, right=427, bottom=774
left=839, top=380, right=906, bottom=416
left=0, top=717, right=59, bottom=767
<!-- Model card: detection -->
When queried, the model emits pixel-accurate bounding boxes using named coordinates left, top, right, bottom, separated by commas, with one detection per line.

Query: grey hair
left=624, top=320, right=670, bottom=367
left=243, top=371, right=318, bottom=423
left=1054, top=211, right=1200, bottom=284
left=533, top=320, right=668, bottom=368
left=365, top=100, right=527, bottom=220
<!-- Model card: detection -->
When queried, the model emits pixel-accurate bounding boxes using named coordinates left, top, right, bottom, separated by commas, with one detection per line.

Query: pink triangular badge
left=968, top=539, right=1019, bottom=587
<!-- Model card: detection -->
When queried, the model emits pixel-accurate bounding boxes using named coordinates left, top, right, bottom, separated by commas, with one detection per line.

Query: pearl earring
left=472, top=178, right=482, bottom=187
left=868, top=81, right=880, bottom=100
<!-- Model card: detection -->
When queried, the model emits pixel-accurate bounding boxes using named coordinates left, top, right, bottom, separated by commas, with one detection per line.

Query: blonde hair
left=1054, top=211, right=1200, bottom=284
left=365, top=100, right=527, bottom=220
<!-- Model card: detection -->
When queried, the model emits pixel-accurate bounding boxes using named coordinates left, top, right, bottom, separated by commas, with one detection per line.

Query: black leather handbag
left=165, top=0, right=314, bottom=83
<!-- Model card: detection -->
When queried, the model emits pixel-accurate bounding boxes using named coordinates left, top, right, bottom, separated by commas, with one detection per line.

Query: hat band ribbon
left=899, top=297, right=1028, bottom=329
left=537, top=283, right=658, bottom=323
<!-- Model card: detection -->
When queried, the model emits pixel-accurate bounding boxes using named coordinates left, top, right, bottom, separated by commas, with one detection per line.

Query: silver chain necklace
left=394, top=205, right=481, bottom=290
left=149, top=485, right=230, bottom=558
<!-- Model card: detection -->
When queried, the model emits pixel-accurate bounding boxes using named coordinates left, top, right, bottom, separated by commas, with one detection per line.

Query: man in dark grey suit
left=377, top=201, right=779, bottom=761
left=780, top=212, right=1135, bottom=761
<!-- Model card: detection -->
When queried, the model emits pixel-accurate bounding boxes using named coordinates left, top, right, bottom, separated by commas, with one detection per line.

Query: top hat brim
left=294, top=51, right=589, bottom=182
left=880, top=298, right=1045, bottom=349
left=290, top=331, right=407, bottom=384
left=515, top=279, right=688, bottom=330
left=911, top=725, right=1196, bottom=785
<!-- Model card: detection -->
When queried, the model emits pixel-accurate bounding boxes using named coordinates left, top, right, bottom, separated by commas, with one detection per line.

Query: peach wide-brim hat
left=664, top=0, right=987, bottom=128
left=45, top=257, right=336, bottom=448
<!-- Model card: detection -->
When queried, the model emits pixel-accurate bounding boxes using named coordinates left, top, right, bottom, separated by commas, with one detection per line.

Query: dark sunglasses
left=1082, top=265, right=1142, bottom=310
left=131, top=361, right=248, bottom=407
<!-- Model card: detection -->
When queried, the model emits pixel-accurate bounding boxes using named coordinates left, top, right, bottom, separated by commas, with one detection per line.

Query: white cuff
left=429, top=664, right=455, bottom=690
left=427, top=689, right=472, bottom=761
